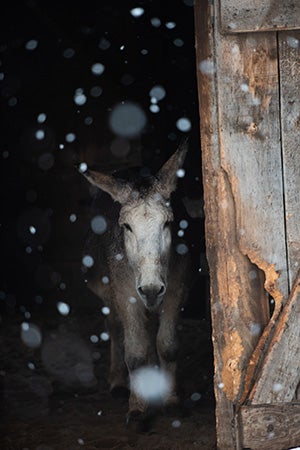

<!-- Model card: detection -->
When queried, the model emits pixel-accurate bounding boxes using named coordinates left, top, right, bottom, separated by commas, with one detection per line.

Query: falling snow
left=100, top=332, right=110, bottom=341
left=172, top=420, right=182, bottom=428
left=150, top=104, right=160, bottom=113
left=74, top=90, right=87, bottom=106
left=272, top=382, right=283, bottom=393
left=130, top=7, right=145, bottom=18
left=165, top=21, right=176, bottom=29
left=249, top=323, right=261, bottom=336
left=176, top=243, right=188, bottom=255
left=57, top=301, right=70, bottom=316
left=1, top=2, right=215, bottom=446
left=101, top=306, right=110, bottom=315
left=25, top=39, right=38, bottom=50
left=286, top=36, right=299, bottom=48
left=79, top=162, right=88, bottom=173
left=199, top=59, right=216, bottom=75
left=131, top=366, right=172, bottom=403
left=149, top=85, right=166, bottom=101
left=109, top=102, right=147, bottom=138
left=90, top=86, right=103, bottom=97
left=65, top=133, right=76, bottom=143
left=8, top=97, right=17, bottom=107
left=63, top=48, right=75, bottom=58
left=98, top=37, right=111, bottom=50
left=179, top=219, right=188, bottom=229
left=176, top=168, right=186, bottom=178
left=150, top=17, right=161, bottom=27
left=91, top=63, right=105, bottom=75
left=21, top=322, right=42, bottom=348
left=176, top=117, right=191, bottom=132
left=174, top=38, right=184, bottom=47
left=191, top=392, right=201, bottom=401
left=82, top=255, right=94, bottom=268
left=35, top=130, right=45, bottom=140
left=91, top=215, right=107, bottom=234
left=29, top=225, right=36, bottom=234
left=37, top=113, right=47, bottom=123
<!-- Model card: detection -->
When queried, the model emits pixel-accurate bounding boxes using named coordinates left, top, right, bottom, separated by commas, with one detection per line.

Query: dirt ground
left=0, top=303, right=216, bottom=450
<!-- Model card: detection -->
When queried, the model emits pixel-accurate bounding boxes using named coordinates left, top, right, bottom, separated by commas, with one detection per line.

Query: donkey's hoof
left=110, top=386, right=129, bottom=399
left=126, top=408, right=156, bottom=433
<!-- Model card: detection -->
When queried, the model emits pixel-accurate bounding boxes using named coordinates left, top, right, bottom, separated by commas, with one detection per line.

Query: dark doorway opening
left=0, top=1, right=215, bottom=448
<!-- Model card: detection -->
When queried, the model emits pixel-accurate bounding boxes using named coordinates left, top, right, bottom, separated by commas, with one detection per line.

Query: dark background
left=0, top=0, right=207, bottom=317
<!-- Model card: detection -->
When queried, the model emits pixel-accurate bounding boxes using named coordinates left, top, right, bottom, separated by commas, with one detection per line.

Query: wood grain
left=240, top=403, right=300, bottom=449
left=216, top=31, right=289, bottom=305
left=279, top=31, right=300, bottom=288
left=220, top=0, right=300, bottom=33
left=249, top=271, right=300, bottom=404
left=195, top=0, right=239, bottom=447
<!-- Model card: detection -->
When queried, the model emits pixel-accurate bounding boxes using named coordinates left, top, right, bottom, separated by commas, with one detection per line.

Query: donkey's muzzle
left=137, top=284, right=166, bottom=308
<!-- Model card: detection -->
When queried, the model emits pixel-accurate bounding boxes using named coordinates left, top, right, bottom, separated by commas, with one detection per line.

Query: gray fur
left=81, top=144, right=190, bottom=417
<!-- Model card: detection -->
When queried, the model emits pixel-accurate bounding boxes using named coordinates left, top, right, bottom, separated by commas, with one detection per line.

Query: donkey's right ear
left=78, top=165, right=132, bottom=204
left=156, top=140, right=188, bottom=198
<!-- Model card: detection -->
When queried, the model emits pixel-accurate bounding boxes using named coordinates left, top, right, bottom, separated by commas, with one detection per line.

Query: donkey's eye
left=123, top=223, right=133, bottom=232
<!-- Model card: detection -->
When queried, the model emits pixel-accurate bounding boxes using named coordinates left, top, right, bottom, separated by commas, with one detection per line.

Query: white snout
left=137, top=282, right=166, bottom=309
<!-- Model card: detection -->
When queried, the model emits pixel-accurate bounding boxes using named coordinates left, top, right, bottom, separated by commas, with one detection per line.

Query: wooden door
left=194, top=0, right=300, bottom=448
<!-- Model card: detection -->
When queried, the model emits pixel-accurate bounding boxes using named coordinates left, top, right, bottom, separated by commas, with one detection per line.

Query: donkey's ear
left=156, top=141, right=188, bottom=197
left=80, top=168, right=132, bottom=204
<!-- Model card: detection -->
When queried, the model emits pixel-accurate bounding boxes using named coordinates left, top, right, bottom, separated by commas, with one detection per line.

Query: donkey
left=80, top=143, right=191, bottom=421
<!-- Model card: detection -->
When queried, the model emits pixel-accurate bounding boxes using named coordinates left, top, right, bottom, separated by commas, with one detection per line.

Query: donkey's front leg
left=107, top=313, right=128, bottom=396
left=157, top=307, right=180, bottom=407
left=122, top=313, right=151, bottom=418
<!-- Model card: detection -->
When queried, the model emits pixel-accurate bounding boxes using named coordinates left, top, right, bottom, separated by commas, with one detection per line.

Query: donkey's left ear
left=156, top=140, right=188, bottom=198
left=80, top=168, right=132, bottom=204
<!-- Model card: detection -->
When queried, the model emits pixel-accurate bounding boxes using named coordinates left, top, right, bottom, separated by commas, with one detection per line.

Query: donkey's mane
left=111, top=166, right=158, bottom=198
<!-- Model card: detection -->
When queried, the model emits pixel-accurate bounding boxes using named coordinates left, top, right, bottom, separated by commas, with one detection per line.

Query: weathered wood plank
left=196, top=1, right=298, bottom=448
left=194, top=1, right=286, bottom=448
left=240, top=403, right=300, bottom=449
left=220, top=0, right=300, bottom=33
left=216, top=32, right=289, bottom=308
left=279, top=31, right=300, bottom=288
left=249, top=271, right=300, bottom=404
left=195, top=1, right=238, bottom=448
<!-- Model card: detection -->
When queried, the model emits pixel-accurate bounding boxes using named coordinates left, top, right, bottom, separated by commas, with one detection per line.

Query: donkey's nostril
left=138, top=286, right=145, bottom=297
left=158, top=285, right=166, bottom=296
left=137, top=285, right=166, bottom=305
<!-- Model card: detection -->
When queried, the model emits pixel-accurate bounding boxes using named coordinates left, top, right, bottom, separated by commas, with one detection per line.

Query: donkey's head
left=81, top=143, right=187, bottom=310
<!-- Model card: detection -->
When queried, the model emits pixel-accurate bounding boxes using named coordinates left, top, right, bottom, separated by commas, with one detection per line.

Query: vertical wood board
left=195, top=2, right=299, bottom=448
left=195, top=0, right=238, bottom=448
left=279, top=31, right=300, bottom=287
left=215, top=32, right=289, bottom=305
left=220, top=0, right=300, bottom=33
